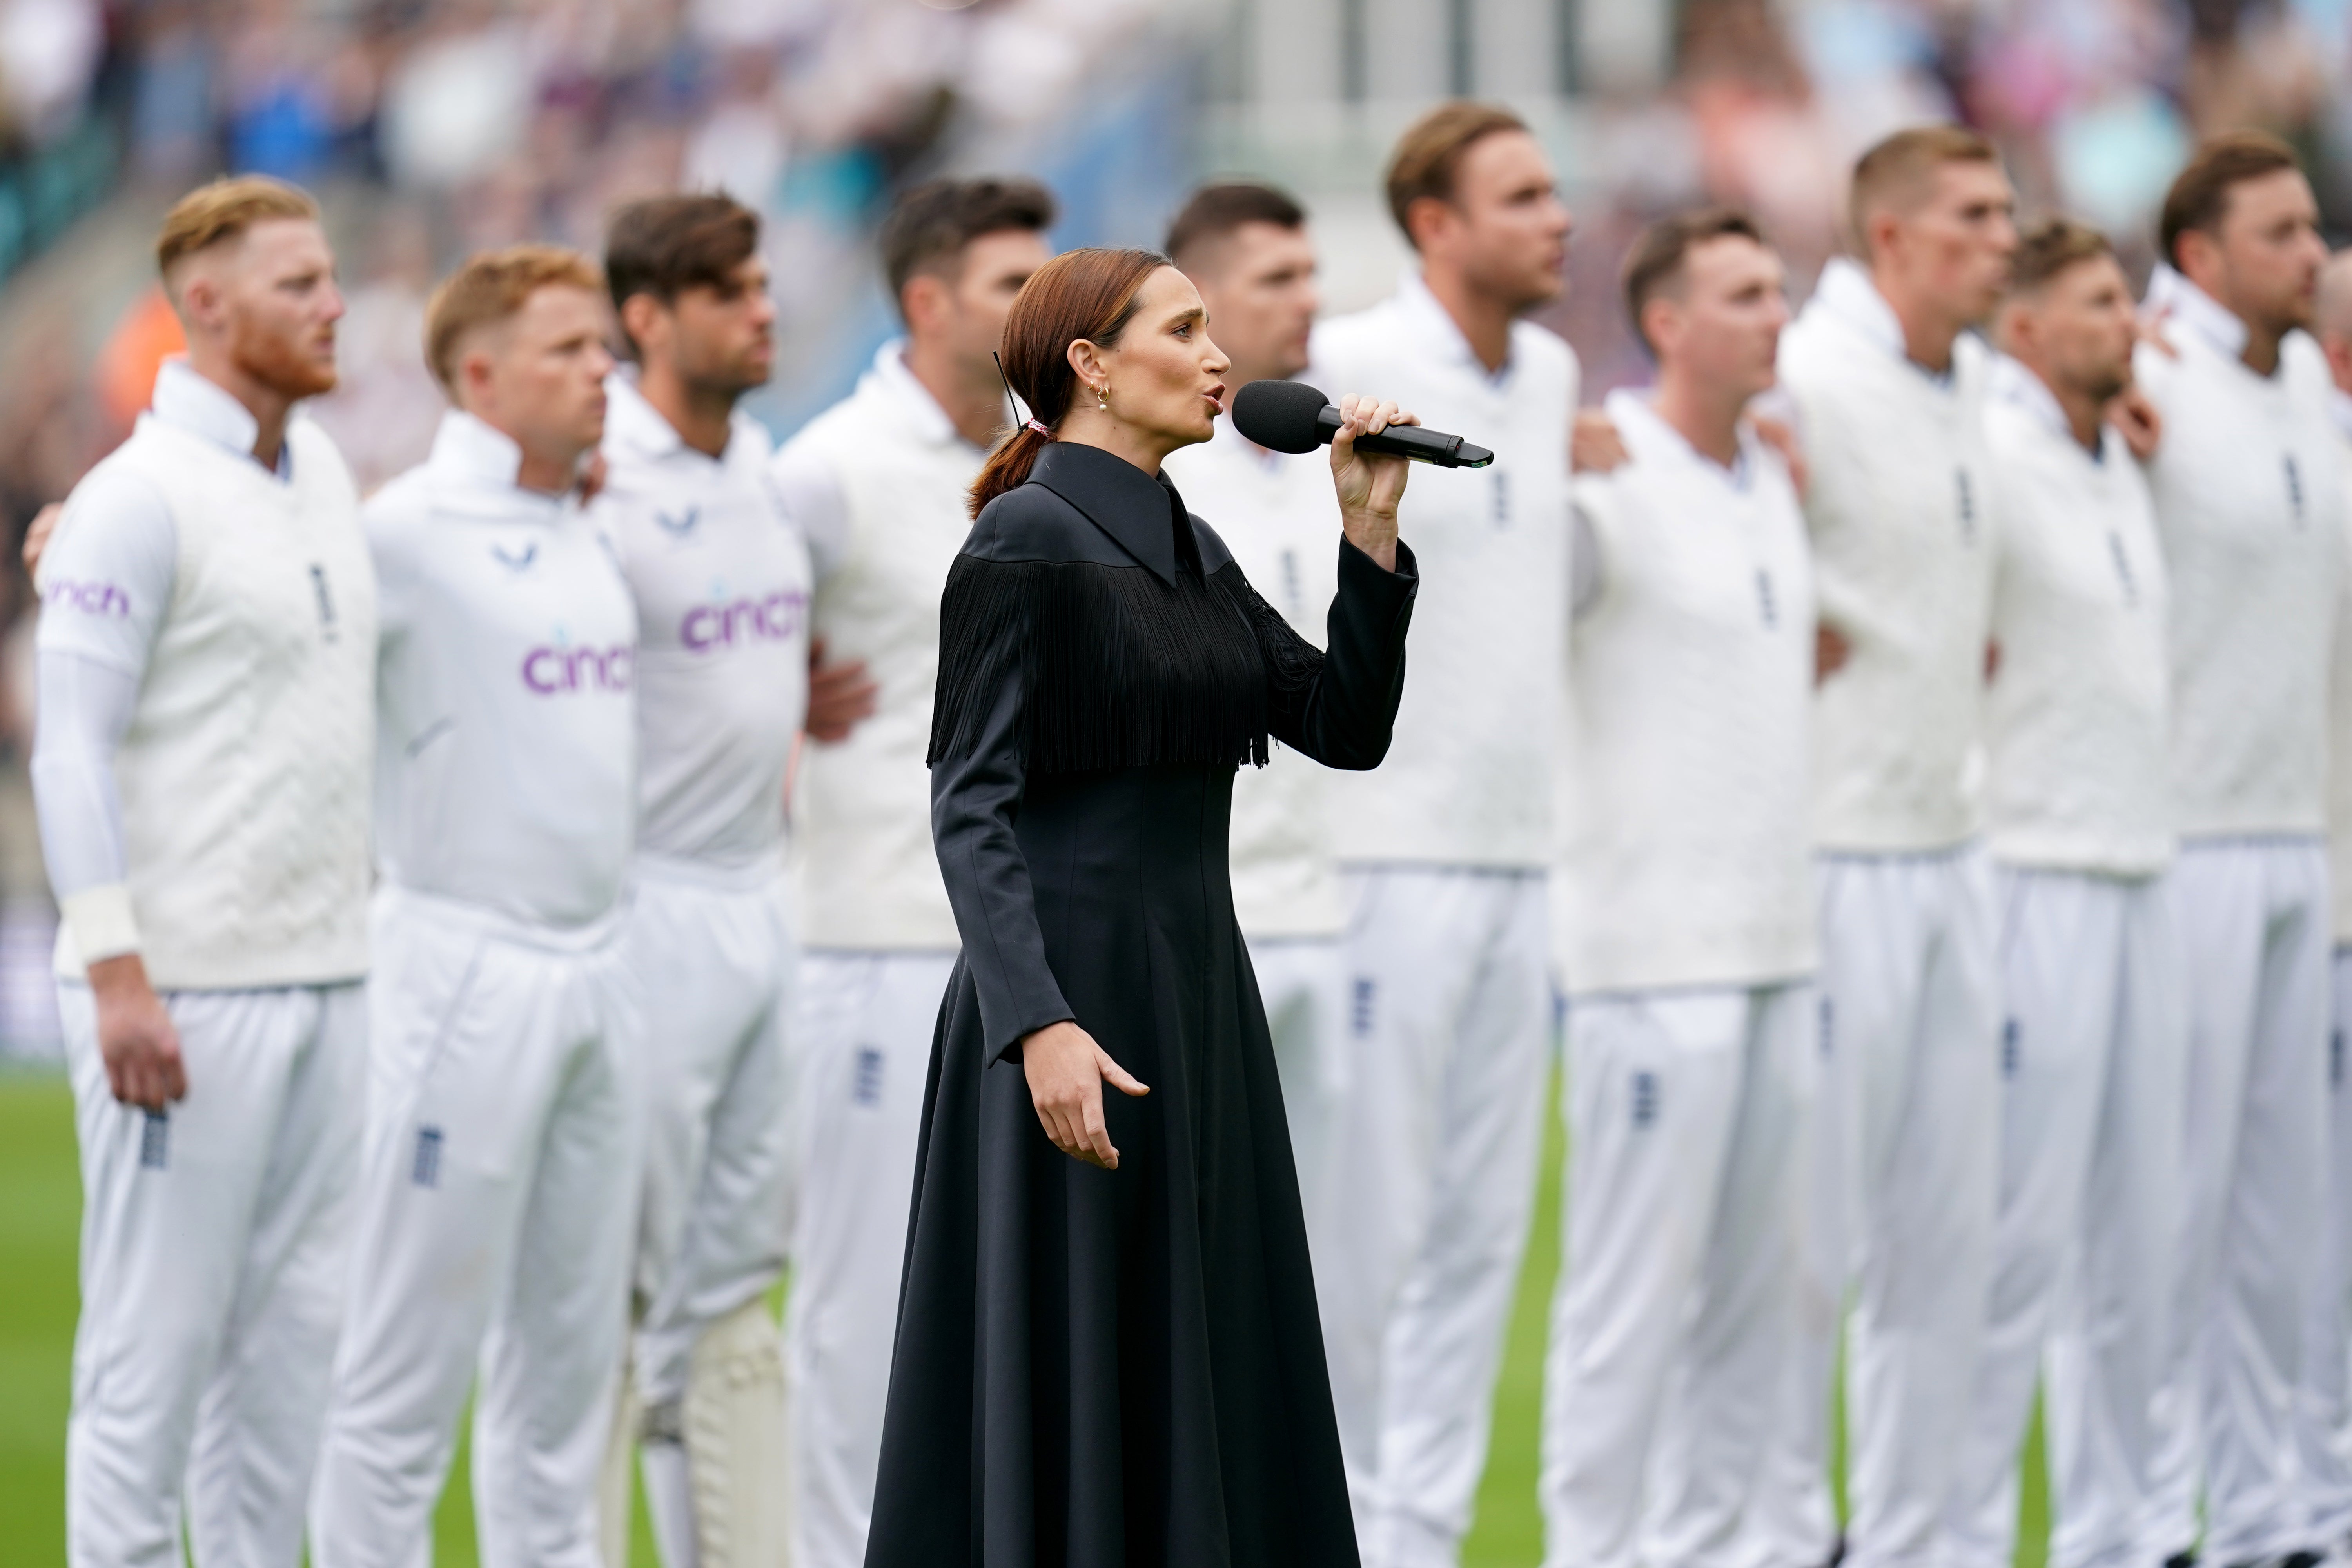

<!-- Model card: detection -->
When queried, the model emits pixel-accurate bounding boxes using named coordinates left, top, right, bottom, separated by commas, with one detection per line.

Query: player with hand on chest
left=311, top=247, right=642, bottom=1568
left=592, top=194, right=811, bottom=1568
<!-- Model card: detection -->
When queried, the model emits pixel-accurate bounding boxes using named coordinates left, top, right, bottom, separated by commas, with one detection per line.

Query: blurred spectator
left=306, top=203, right=446, bottom=495
left=0, top=0, right=103, bottom=150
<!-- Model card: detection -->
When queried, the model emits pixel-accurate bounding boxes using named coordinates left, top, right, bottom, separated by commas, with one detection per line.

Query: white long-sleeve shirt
left=2136, top=272, right=2342, bottom=840
left=1555, top=391, right=1816, bottom=994
left=369, top=411, right=638, bottom=928
left=599, top=375, right=809, bottom=875
left=33, top=359, right=376, bottom=987
left=1981, top=357, right=2173, bottom=876
left=1308, top=270, right=1578, bottom=870
left=771, top=341, right=991, bottom=950
left=1778, top=257, right=1999, bottom=853
left=1163, top=414, right=1347, bottom=939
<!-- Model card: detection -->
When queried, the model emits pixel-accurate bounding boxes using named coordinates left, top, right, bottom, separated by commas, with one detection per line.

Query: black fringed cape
left=864, top=440, right=1417, bottom=1568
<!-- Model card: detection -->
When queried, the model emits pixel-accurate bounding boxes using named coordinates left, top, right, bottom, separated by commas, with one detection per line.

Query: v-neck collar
left=1027, top=441, right=1193, bottom=586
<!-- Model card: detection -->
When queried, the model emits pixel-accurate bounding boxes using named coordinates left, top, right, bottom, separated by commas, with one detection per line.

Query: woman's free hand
left=1020, top=1019, right=1150, bottom=1169
left=1329, top=394, right=1414, bottom=572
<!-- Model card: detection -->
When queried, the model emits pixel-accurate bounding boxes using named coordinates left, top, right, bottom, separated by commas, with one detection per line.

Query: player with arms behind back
left=33, top=174, right=375, bottom=1568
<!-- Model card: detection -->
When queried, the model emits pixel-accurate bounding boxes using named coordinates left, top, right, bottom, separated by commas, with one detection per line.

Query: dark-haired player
left=2136, top=133, right=2343, bottom=1568
left=594, top=191, right=810, bottom=1568
left=768, top=175, right=1054, bottom=1568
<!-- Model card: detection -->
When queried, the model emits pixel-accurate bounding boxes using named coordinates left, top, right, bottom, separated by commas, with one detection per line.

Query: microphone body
left=1231, top=379, right=1495, bottom=469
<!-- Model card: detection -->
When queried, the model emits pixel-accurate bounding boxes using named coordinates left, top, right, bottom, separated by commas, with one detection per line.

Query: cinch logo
left=50, top=579, right=129, bottom=616
left=523, top=642, right=634, bottom=694
left=681, top=589, right=808, bottom=652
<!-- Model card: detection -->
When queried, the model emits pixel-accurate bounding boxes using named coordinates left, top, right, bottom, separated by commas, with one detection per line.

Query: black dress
left=864, top=441, right=1418, bottom=1568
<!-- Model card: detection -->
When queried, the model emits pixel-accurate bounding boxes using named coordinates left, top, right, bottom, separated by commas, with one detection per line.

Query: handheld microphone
left=1230, top=379, right=1495, bottom=469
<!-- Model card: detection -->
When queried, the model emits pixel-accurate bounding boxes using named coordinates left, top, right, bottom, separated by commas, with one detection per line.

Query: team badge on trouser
left=1943, top=868, right=2186, bottom=1568
left=1540, top=981, right=1814, bottom=1568
left=311, top=890, right=643, bottom=1568
left=60, top=982, right=365, bottom=1568
left=785, top=948, right=956, bottom=1568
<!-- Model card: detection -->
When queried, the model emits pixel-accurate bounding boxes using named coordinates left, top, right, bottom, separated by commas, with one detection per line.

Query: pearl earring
left=1096, top=385, right=1109, bottom=412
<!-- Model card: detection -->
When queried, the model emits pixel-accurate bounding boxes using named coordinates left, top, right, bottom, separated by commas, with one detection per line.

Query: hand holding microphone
left=1231, top=379, right=1495, bottom=468
left=1327, top=394, right=1414, bottom=572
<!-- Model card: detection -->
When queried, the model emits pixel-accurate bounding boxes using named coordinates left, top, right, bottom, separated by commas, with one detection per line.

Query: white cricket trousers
left=1765, top=848, right=2001, bottom=1568
left=1943, top=869, right=2186, bottom=1568
left=627, top=860, right=795, bottom=1412
left=311, top=887, right=642, bottom=1568
left=2301, top=947, right=2352, bottom=1548
left=2146, top=839, right=2332, bottom=1565
left=1540, top=980, right=1814, bottom=1568
left=1247, top=933, right=1350, bottom=1246
left=61, top=979, right=364, bottom=1568
left=784, top=948, right=955, bottom=1568
left=1321, top=865, right=1552, bottom=1568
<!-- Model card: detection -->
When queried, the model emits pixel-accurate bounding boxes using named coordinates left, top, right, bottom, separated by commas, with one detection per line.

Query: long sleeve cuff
left=62, top=884, right=140, bottom=964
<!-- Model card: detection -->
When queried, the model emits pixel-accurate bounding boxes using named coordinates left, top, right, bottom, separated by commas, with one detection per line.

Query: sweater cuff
left=62, top=884, right=140, bottom=965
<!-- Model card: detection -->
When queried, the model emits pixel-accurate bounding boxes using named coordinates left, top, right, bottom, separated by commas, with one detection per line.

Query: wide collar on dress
left=1026, top=440, right=1194, bottom=587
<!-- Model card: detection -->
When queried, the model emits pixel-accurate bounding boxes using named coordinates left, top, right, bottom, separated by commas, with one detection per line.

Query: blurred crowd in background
left=0, top=0, right=2349, bottom=1060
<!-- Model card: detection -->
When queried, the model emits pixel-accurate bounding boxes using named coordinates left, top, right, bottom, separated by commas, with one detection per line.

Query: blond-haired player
left=32, top=176, right=375, bottom=1567
left=310, top=247, right=641, bottom=1568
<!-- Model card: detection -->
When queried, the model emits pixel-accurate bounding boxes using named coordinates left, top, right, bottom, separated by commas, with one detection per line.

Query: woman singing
left=865, top=247, right=1420, bottom=1565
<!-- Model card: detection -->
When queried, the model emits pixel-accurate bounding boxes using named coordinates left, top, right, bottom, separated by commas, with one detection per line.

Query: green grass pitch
left=0, top=1070, right=2047, bottom=1566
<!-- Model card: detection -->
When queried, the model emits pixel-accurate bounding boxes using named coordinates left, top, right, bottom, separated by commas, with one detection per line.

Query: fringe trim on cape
left=927, top=554, right=1326, bottom=776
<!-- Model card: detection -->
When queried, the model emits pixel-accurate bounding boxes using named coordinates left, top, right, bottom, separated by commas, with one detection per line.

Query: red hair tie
left=1024, top=419, right=1053, bottom=439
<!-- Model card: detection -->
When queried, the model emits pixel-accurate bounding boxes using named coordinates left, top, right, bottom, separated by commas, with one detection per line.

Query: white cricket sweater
left=771, top=342, right=985, bottom=951
left=600, top=375, right=810, bottom=877
left=369, top=412, right=639, bottom=929
left=1554, top=392, right=1816, bottom=994
left=1308, top=270, right=1577, bottom=870
left=2136, top=278, right=2342, bottom=840
left=35, top=363, right=377, bottom=988
left=1163, top=414, right=1347, bottom=939
left=1980, top=359, right=2173, bottom=877
left=2327, top=390, right=2352, bottom=938
left=1778, top=258, right=1998, bottom=853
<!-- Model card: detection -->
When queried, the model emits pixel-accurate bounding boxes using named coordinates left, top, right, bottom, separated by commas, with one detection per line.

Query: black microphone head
left=1231, top=379, right=1330, bottom=455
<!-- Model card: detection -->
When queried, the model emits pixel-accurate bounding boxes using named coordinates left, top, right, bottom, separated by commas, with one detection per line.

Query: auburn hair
left=156, top=175, right=319, bottom=283
left=968, top=247, right=1167, bottom=518
left=423, top=243, right=604, bottom=391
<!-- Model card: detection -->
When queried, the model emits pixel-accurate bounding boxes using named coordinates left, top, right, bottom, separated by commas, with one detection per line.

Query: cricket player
left=1539, top=208, right=1815, bottom=1568
left=310, top=246, right=642, bottom=1568
left=1942, top=219, right=2185, bottom=1568
left=767, top=175, right=1054, bottom=1568
left=32, top=175, right=375, bottom=1568
left=1161, top=180, right=1350, bottom=1222
left=2134, top=133, right=2344, bottom=1568
left=595, top=192, right=809, bottom=1568
left=1307, top=101, right=1577, bottom=1567
left=2310, top=243, right=2352, bottom=1561
left=1767, top=126, right=2013, bottom=1568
